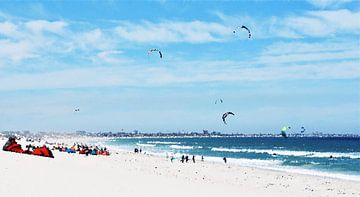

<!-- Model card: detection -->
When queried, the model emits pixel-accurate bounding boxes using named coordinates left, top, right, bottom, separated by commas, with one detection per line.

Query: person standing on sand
left=181, top=155, right=185, bottom=163
left=223, top=157, right=227, bottom=164
left=185, top=155, right=189, bottom=163
left=201, top=156, right=204, bottom=162
left=192, top=155, right=195, bottom=163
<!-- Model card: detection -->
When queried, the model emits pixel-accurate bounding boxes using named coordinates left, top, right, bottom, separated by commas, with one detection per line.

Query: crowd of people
left=53, top=143, right=110, bottom=156
left=180, top=155, right=197, bottom=163
left=172, top=154, right=227, bottom=164
left=2, top=136, right=110, bottom=158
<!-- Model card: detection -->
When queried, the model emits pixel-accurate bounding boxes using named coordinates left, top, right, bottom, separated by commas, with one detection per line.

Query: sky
left=0, top=0, right=359, bottom=134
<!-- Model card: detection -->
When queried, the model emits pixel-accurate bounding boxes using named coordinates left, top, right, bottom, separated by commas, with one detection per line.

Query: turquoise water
left=105, top=137, right=360, bottom=180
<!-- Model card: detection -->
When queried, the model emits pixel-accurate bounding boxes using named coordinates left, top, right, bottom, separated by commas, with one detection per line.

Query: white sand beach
left=0, top=138, right=359, bottom=197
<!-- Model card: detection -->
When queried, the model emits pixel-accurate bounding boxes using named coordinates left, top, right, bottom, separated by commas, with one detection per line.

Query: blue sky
left=0, top=0, right=359, bottom=133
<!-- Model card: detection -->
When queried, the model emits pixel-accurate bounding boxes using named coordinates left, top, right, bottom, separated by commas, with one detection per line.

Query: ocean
left=104, top=137, right=360, bottom=181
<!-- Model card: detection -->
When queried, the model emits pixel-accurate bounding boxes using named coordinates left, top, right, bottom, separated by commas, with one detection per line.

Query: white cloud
left=217, top=9, right=360, bottom=38
left=262, top=40, right=358, bottom=55
left=0, top=58, right=358, bottom=90
left=257, top=39, right=359, bottom=66
left=309, top=9, right=360, bottom=31
left=0, top=40, right=37, bottom=63
left=25, top=20, right=67, bottom=34
left=0, top=19, right=122, bottom=66
left=0, top=20, right=69, bottom=65
left=74, top=28, right=116, bottom=51
left=0, top=9, right=358, bottom=67
left=115, top=20, right=230, bottom=43
left=282, top=9, right=360, bottom=37
left=96, top=50, right=124, bottom=64
left=256, top=50, right=358, bottom=65
left=0, top=21, right=19, bottom=38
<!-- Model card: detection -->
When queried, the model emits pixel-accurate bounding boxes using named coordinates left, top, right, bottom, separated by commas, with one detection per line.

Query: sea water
left=104, top=137, right=360, bottom=181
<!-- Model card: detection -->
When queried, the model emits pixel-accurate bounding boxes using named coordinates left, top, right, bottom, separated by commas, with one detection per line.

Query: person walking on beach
left=223, top=157, right=227, bottom=164
left=185, top=155, right=189, bottom=163
left=192, top=155, right=195, bottom=163
left=181, top=155, right=185, bottom=163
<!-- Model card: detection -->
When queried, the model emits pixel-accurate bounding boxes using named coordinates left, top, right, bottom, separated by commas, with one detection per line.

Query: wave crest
left=211, top=147, right=360, bottom=159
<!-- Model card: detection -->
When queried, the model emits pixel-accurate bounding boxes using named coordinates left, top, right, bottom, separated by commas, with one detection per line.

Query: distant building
left=133, top=130, right=139, bottom=135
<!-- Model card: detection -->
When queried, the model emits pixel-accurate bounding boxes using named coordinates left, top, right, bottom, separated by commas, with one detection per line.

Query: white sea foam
left=169, top=145, right=194, bottom=149
left=203, top=156, right=360, bottom=181
left=103, top=141, right=360, bottom=181
left=136, top=143, right=156, bottom=147
left=210, top=147, right=360, bottom=159
left=307, top=152, right=360, bottom=159
left=147, top=141, right=181, bottom=145
left=204, top=156, right=283, bottom=168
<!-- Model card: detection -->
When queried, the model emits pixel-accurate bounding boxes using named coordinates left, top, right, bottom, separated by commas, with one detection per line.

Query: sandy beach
left=0, top=138, right=359, bottom=197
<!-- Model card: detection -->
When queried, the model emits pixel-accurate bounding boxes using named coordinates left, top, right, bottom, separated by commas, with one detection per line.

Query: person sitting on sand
left=90, top=148, right=97, bottom=155
left=23, top=144, right=33, bottom=154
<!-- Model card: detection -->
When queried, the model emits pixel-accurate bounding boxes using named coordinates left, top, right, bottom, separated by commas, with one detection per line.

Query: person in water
left=223, top=157, right=227, bottom=164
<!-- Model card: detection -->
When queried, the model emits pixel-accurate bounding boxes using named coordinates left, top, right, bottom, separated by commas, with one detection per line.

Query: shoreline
left=115, top=147, right=360, bottom=182
left=100, top=138, right=360, bottom=182
left=1, top=137, right=359, bottom=197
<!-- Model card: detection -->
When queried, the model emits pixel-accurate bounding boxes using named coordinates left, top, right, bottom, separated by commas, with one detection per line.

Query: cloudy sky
left=0, top=0, right=359, bottom=133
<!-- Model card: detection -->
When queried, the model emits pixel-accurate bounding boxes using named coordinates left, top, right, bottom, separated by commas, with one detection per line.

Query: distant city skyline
left=0, top=0, right=359, bottom=133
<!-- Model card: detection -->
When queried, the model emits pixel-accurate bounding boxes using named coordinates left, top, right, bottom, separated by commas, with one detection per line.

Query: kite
left=222, top=112, right=235, bottom=125
left=233, top=25, right=251, bottom=39
left=281, top=126, right=291, bottom=138
left=215, top=99, right=223, bottom=104
left=300, top=126, right=306, bottom=133
left=148, top=48, right=163, bottom=58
